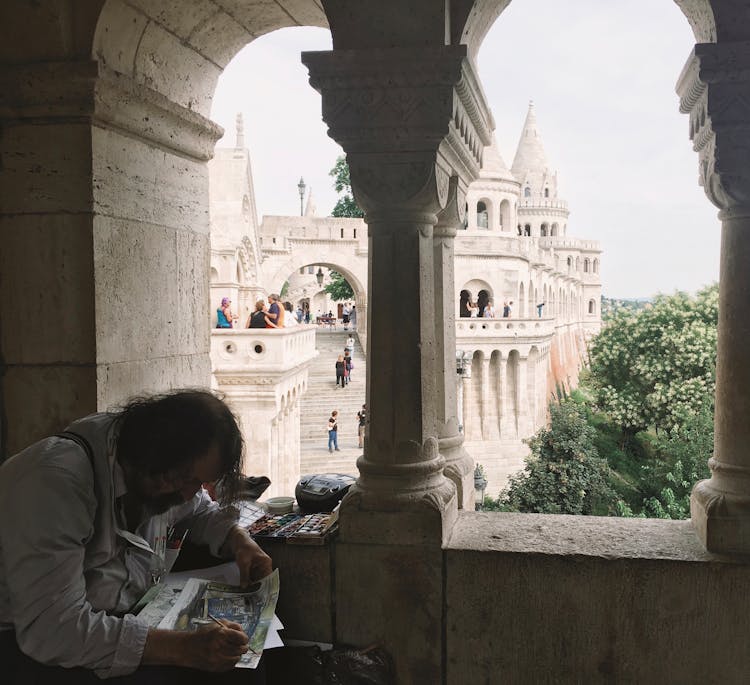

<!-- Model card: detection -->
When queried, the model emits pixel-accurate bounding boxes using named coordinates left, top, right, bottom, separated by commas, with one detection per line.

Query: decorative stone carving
left=677, top=41, right=750, bottom=210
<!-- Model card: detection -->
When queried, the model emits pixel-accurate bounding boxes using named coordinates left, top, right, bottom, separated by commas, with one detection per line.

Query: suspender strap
left=55, top=430, right=95, bottom=469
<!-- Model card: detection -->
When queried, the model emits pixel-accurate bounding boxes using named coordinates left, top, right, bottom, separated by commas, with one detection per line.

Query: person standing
left=350, top=305, right=357, bottom=329
left=328, top=411, right=340, bottom=453
left=335, top=355, right=346, bottom=388
left=216, top=297, right=235, bottom=328
left=246, top=299, right=270, bottom=328
left=343, top=350, right=353, bottom=383
left=342, top=303, right=350, bottom=331
left=502, top=301, right=510, bottom=318
left=283, top=302, right=298, bottom=327
left=483, top=298, right=496, bottom=318
left=266, top=294, right=283, bottom=328
left=507, top=300, right=514, bottom=318
left=357, top=404, right=366, bottom=449
left=536, top=302, right=545, bottom=317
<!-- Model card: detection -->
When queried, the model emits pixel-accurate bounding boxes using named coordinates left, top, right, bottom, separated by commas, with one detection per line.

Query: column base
left=339, top=450, right=458, bottom=546
left=691, top=478, right=750, bottom=555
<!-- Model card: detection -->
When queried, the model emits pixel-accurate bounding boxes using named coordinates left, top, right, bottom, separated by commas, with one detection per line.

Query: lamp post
left=315, top=267, right=324, bottom=286
left=297, top=177, right=306, bottom=216
left=474, top=463, right=487, bottom=511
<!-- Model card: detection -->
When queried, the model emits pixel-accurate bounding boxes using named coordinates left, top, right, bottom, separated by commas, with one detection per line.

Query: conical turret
left=511, top=101, right=557, bottom=198
left=480, top=134, right=516, bottom=183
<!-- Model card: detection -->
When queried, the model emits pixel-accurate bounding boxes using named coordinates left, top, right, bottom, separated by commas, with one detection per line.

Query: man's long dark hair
left=112, top=389, right=244, bottom=504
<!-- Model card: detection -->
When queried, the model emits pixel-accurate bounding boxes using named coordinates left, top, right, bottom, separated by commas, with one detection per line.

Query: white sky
left=210, top=0, right=720, bottom=300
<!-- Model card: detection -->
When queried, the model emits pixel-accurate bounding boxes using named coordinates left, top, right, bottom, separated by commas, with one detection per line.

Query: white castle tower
left=512, top=101, right=569, bottom=238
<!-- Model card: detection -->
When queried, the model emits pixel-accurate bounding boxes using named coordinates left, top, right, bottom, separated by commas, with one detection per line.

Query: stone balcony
left=211, top=325, right=317, bottom=375
left=211, top=326, right=318, bottom=496
left=456, top=316, right=555, bottom=349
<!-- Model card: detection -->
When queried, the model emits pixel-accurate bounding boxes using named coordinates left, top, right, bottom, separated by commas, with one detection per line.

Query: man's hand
left=143, top=624, right=248, bottom=671
left=186, top=621, right=249, bottom=671
left=226, top=525, right=273, bottom=586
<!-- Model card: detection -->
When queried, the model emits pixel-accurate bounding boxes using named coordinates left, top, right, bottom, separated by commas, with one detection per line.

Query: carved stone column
left=303, top=44, right=491, bottom=682
left=435, top=179, right=475, bottom=509
left=678, top=41, right=750, bottom=554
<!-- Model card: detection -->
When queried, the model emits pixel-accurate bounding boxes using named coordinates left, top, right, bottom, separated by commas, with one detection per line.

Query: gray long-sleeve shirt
left=0, top=413, right=239, bottom=678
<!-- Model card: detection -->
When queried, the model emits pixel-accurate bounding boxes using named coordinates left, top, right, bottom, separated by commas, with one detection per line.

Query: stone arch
left=593, top=258, right=600, bottom=274
left=540, top=222, right=549, bottom=237
left=551, top=223, right=559, bottom=236
left=92, top=1, right=328, bottom=118
left=584, top=258, right=590, bottom=273
left=588, top=298, right=597, bottom=315
left=461, top=279, right=493, bottom=317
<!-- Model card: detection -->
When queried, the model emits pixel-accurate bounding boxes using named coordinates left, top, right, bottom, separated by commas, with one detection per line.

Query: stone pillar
left=435, top=180, right=474, bottom=509
left=517, top=357, right=531, bottom=437
left=303, top=43, right=491, bottom=682
left=497, top=354, right=508, bottom=438
left=678, top=41, right=750, bottom=554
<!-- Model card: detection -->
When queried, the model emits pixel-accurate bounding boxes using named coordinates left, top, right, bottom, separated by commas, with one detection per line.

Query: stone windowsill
left=446, top=511, right=750, bottom=565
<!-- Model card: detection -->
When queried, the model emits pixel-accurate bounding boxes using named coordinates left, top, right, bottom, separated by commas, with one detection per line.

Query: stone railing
left=538, top=236, right=601, bottom=251
left=456, top=317, right=556, bottom=342
left=211, top=325, right=317, bottom=374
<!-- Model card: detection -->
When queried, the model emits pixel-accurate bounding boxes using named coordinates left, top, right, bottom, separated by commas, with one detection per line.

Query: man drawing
left=0, top=390, right=272, bottom=683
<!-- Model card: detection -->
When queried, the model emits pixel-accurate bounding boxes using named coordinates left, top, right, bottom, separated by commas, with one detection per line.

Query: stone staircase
left=299, top=328, right=366, bottom=477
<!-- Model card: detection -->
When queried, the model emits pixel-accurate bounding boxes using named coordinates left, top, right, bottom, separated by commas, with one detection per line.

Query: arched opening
left=551, top=223, right=559, bottom=236
left=588, top=299, right=597, bottom=315
left=584, top=258, right=590, bottom=273
left=476, top=200, right=490, bottom=229
left=593, top=258, right=600, bottom=274
left=540, top=223, right=548, bottom=237
left=524, top=186, right=531, bottom=197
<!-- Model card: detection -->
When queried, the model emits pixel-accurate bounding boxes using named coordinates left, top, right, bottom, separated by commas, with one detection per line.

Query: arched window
left=593, top=259, right=599, bottom=274
left=551, top=223, right=559, bottom=236
left=524, top=224, right=531, bottom=236
left=477, top=201, right=489, bottom=229
left=544, top=187, right=549, bottom=198
left=567, top=256, right=572, bottom=270
left=524, top=186, right=531, bottom=198
left=584, top=258, right=590, bottom=273
left=540, top=223, right=548, bottom=237
left=517, top=224, right=523, bottom=236
left=588, top=299, right=596, bottom=315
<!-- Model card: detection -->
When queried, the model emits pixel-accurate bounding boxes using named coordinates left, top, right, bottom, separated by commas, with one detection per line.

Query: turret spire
left=511, top=101, right=557, bottom=199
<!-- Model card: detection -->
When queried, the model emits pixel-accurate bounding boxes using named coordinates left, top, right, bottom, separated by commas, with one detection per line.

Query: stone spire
left=235, top=112, right=245, bottom=149
left=304, top=187, right=317, bottom=216
left=480, top=133, right=516, bottom=183
left=511, top=101, right=556, bottom=197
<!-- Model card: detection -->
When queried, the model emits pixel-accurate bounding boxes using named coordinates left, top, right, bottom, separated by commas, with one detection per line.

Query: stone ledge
left=446, top=511, right=750, bottom=564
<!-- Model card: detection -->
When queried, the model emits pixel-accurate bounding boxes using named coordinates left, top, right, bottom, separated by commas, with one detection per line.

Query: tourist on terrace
left=247, top=300, right=270, bottom=329
left=537, top=302, right=545, bottom=317
left=283, top=302, right=297, bottom=327
left=0, top=390, right=272, bottom=683
left=350, top=305, right=357, bottom=328
left=216, top=297, right=236, bottom=329
left=502, top=301, right=509, bottom=318
left=266, top=294, right=283, bottom=328
left=483, top=298, right=496, bottom=318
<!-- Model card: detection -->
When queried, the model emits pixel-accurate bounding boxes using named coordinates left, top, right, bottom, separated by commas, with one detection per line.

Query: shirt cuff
left=97, top=614, right=149, bottom=679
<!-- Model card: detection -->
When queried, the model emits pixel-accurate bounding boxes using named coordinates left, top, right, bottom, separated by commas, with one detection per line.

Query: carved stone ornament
left=677, top=41, right=750, bottom=210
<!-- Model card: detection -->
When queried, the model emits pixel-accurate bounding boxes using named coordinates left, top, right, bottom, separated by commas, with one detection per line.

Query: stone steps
left=300, top=329, right=366, bottom=475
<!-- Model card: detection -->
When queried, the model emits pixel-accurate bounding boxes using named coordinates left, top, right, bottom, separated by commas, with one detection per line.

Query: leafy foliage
left=588, top=284, right=718, bottom=434
left=329, top=156, right=364, bottom=218
left=494, top=400, right=619, bottom=515
left=324, top=270, right=354, bottom=301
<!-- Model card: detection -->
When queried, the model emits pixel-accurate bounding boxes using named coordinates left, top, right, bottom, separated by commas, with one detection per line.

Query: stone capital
left=677, top=41, right=750, bottom=210
left=302, top=45, right=492, bottom=189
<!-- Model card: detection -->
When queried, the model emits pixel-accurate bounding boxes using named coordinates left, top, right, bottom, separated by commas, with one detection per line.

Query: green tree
left=589, top=284, right=718, bottom=434
left=324, top=270, right=354, bottom=301
left=329, top=156, right=364, bottom=218
left=494, top=400, right=619, bottom=515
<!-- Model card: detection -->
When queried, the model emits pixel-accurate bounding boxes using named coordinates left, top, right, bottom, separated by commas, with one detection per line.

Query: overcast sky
left=210, top=0, right=720, bottom=299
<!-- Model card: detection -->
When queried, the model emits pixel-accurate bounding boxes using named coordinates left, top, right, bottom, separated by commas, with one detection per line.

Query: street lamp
left=297, top=177, right=306, bottom=216
left=474, top=463, right=487, bottom=511
left=315, top=267, right=324, bottom=286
